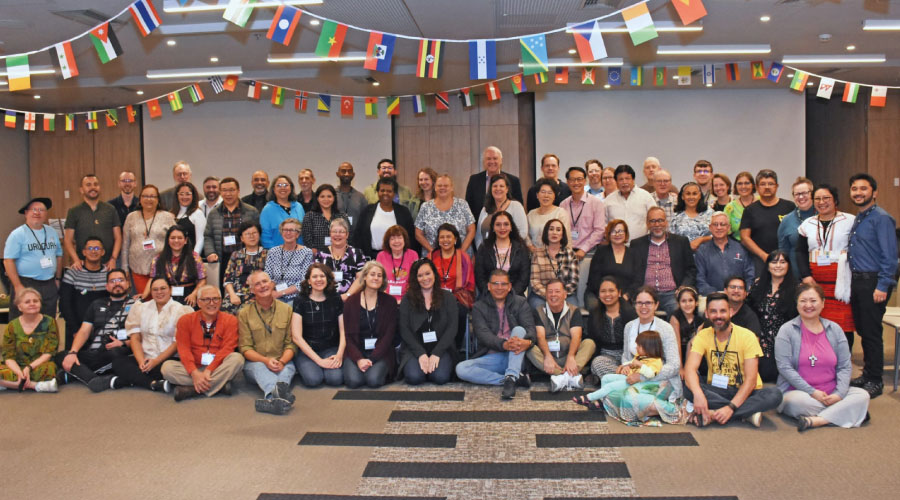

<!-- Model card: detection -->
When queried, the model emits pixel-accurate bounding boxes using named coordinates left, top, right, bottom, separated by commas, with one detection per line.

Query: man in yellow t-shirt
left=684, top=292, right=783, bottom=427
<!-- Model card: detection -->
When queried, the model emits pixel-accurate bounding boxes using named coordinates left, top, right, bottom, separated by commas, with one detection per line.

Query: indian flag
left=89, top=23, right=123, bottom=64
left=842, top=82, right=859, bottom=103
left=622, top=3, right=658, bottom=46
left=43, top=114, right=55, bottom=132
left=223, top=0, right=257, bottom=27
left=6, top=54, right=31, bottom=91
left=789, top=71, right=809, bottom=92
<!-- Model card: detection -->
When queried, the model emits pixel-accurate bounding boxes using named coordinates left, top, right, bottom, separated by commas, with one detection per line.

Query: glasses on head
left=198, top=297, right=222, bottom=304
left=275, top=183, right=290, bottom=188
left=84, top=245, right=102, bottom=251
left=108, top=278, right=126, bottom=284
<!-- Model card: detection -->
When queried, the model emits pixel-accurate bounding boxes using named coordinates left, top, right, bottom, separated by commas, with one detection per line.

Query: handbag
left=434, top=248, right=474, bottom=309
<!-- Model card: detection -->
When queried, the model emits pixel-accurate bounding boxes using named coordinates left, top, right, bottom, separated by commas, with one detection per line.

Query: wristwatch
left=726, top=402, right=738, bottom=411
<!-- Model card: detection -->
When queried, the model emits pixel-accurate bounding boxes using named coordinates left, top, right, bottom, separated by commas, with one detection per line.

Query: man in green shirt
left=362, top=158, right=414, bottom=210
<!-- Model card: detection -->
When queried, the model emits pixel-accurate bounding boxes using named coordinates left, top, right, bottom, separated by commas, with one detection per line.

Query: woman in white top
left=475, top=173, right=528, bottom=250
left=526, top=178, right=571, bottom=252
left=172, top=182, right=206, bottom=255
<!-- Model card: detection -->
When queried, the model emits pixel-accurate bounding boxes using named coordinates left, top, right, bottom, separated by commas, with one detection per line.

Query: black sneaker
left=274, top=382, right=295, bottom=404
left=255, top=397, right=292, bottom=415
left=516, top=372, right=531, bottom=388
left=850, top=376, right=867, bottom=388
left=87, top=375, right=114, bottom=393
left=174, top=385, right=197, bottom=402
left=219, top=381, right=234, bottom=396
left=501, top=375, right=517, bottom=400
left=584, top=374, right=600, bottom=388
left=862, top=380, right=883, bottom=399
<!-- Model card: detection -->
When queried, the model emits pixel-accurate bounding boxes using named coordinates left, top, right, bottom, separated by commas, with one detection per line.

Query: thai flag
left=129, top=0, right=161, bottom=37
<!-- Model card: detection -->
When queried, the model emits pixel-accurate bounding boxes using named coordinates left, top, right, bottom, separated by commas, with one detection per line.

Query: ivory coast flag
left=622, top=2, right=658, bottom=46
left=6, top=54, right=31, bottom=91
left=789, top=71, right=809, bottom=91
left=842, top=82, right=859, bottom=103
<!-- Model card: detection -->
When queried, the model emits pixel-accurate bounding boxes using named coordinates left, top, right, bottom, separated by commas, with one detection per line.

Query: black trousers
left=54, top=346, right=129, bottom=384
left=850, top=273, right=893, bottom=380
left=111, top=355, right=164, bottom=389
left=684, top=383, right=783, bottom=420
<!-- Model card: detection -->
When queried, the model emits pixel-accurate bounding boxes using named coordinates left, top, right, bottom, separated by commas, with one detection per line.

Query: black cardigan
left=474, top=238, right=531, bottom=296
left=353, top=202, right=417, bottom=259
left=585, top=244, right=639, bottom=304
left=397, top=290, right=459, bottom=377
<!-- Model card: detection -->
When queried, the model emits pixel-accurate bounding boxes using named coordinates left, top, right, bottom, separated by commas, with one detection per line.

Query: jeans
left=244, top=360, right=296, bottom=397
left=293, top=346, right=343, bottom=387
left=455, top=326, right=526, bottom=385
left=684, top=383, right=783, bottom=420
left=850, top=274, right=892, bottom=380
left=342, top=358, right=390, bottom=388
left=404, top=352, right=454, bottom=385
left=657, top=290, right=677, bottom=317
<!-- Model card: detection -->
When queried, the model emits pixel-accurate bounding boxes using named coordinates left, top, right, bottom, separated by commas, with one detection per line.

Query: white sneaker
left=35, top=379, right=58, bottom=393
left=569, top=374, right=584, bottom=390
left=550, top=374, right=566, bottom=393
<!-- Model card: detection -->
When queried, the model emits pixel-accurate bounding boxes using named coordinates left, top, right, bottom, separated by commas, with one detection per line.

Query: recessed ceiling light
left=164, top=0, right=323, bottom=13
left=786, top=73, right=794, bottom=78
left=760, top=15, right=771, bottom=23
left=846, top=45, right=856, bottom=51
left=210, top=56, right=219, bottom=63
left=603, top=84, right=611, bottom=89
left=34, top=95, right=40, bottom=99
left=310, top=19, right=320, bottom=26
left=706, top=83, right=712, bottom=87
left=568, top=49, right=576, bottom=54
left=372, top=81, right=380, bottom=86
left=672, top=75, right=679, bottom=80
left=147, top=66, right=243, bottom=78
left=781, top=54, right=885, bottom=64
left=167, top=40, right=176, bottom=46
left=262, top=85, right=269, bottom=90
left=136, top=90, right=144, bottom=95
left=658, top=44, right=771, bottom=55
left=807, top=82, right=814, bottom=86
left=268, top=53, right=366, bottom=63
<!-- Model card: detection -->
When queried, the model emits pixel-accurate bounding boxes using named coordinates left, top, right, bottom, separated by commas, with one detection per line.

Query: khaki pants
left=161, top=352, right=244, bottom=396
left=527, top=339, right=596, bottom=375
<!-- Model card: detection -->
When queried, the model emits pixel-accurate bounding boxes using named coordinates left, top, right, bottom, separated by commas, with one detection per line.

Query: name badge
left=348, top=216, right=353, bottom=225
left=547, top=340, right=561, bottom=352
left=172, top=286, right=185, bottom=296
left=39, top=256, right=53, bottom=269
left=711, top=373, right=730, bottom=389
left=571, top=230, right=579, bottom=240
left=441, top=287, right=453, bottom=292
left=324, top=237, right=331, bottom=246
left=816, top=255, right=832, bottom=266
left=364, top=338, right=377, bottom=350
left=116, top=329, right=128, bottom=340
left=422, top=331, right=438, bottom=343
left=275, top=283, right=289, bottom=292
left=223, top=235, right=237, bottom=246
left=200, top=352, right=215, bottom=366
left=389, top=285, right=402, bottom=296
left=333, top=271, right=344, bottom=282
left=142, top=239, right=156, bottom=251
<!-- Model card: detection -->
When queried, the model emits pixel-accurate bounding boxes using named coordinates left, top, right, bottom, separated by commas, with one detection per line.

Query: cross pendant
left=809, top=353, right=818, bottom=367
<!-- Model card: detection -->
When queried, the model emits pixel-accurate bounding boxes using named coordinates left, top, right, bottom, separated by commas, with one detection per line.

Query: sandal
left=688, top=412, right=706, bottom=428
left=796, top=416, right=813, bottom=433
left=587, top=400, right=604, bottom=411
left=572, top=395, right=591, bottom=407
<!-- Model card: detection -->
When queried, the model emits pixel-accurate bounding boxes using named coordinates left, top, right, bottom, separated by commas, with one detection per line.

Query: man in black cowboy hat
left=3, top=197, right=63, bottom=319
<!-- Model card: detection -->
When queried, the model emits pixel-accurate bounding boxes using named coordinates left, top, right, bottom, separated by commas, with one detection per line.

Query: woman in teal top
left=260, top=175, right=305, bottom=248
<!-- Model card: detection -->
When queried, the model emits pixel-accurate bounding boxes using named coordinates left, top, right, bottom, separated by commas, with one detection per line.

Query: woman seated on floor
left=398, top=259, right=459, bottom=385
left=112, top=278, right=193, bottom=391
left=774, top=282, right=870, bottom=431
left=0, top=289, right=59, bottom=392
left=342, top=261, right=397, bottom=389
left=291, top=263, right=346, bottom=387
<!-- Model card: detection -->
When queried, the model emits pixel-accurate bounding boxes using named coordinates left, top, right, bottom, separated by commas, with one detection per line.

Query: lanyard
left=545, top=303, right=567, bottom=337
left=26, top=225, right=48, bottom=255
left=437, top=250, right=455, bottom=283
left=568, top=199, right=586, bottom=228
left=547, top=247, right=562, bottom=278
left=253, top=303, right=274, bottom=336
left=392, top=251, right=407, bottom=279
left=201, top=317, right=217, bottom=350
left=494, top=244, right=511, bottom=269
left=638, top=318, right=655, bottom=333
left=280, top=246, right=297, bottom=282
left=362, top=292, right=377, bottom=334
left=815, top=214, right=839, bottom=253
left=712, top=328, right=733, bottom=372
left=142, top=211, right=158, bottom=238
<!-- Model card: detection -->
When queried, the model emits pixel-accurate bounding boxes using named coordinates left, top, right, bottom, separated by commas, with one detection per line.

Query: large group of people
left=2, top=150, right=897, bottom=432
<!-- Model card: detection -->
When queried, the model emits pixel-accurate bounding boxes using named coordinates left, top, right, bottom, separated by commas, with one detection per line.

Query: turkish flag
left=341, top=96, right=354, bottom=116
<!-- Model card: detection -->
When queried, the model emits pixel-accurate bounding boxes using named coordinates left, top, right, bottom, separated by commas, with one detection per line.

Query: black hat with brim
left=19, top=197, right=52, bottom=214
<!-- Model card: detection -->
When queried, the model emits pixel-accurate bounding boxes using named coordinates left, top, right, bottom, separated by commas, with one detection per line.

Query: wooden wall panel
left=805, top=94, right=867, bottom=211
left=866, top=105, right=900, bottom=223
left=93, top=118, right=143, bottom=190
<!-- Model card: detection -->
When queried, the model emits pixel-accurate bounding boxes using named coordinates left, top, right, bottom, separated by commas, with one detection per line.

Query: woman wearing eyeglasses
left=259, top=175, right=305, bottom=249
left=222, top=221, right=268, bottom=314
left=145, top=225, right=206, bottom=307
left=263, top=218, right=314, bottom=306
left=723, top=172, right=758, bottom=241
left=584, top=219, right=637, bottom=311
left=122, top=184, right=175, bottom=294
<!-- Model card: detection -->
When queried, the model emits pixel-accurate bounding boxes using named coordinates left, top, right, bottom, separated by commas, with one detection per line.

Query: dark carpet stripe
left=333, top=390, right=465, bottom=401
left=536, top=432, right=698, bottom=447
left=299, top=432, right=456, bottom=448
left=363, top=461, right=629, bottom=479
left=545, top=497, right=738, bottom=500
left=530, top=391, right=589, bottom=401
left=389, top=410, right=606, bottom=422
left=259, top=495, right=446, bottom=500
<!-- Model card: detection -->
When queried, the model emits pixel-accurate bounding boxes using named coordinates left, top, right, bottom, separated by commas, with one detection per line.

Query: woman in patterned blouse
left=316, top=218, right=366, bottom=301
left=414, top=174, right=476, bottom=256
left=670, top=181, right=714, bottom=251
left=121, top=184, right=175, bottom=294
left=222, top=221, right=268, bottom=314
left=302, top=184, right=349, bottom=255
left=146, top=225, right=206, bottom=307
left=529, top=219, right=579, bottom=310
left=264, top=217, right=314, bottom=306
left=748, top=250, right=797, bottom=383
left=0, top=288, right=59, bottom=392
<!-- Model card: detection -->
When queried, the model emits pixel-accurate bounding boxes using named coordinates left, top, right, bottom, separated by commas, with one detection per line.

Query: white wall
left=143, top=100, right=392, bottom=192
left=535, top=89, right=805, bottom=194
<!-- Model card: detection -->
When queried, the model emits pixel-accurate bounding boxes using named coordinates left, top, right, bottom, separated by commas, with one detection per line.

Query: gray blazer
left=471, top=293, right=536, bottom=357
left=203, top=202, right=259, bottom=258
left=774, top=316, right=851, bottom=398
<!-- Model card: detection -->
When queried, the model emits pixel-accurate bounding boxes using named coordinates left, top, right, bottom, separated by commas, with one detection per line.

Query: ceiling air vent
left=51, top=9, right=127, bottom=27
left=581, top=0, right=626, bottom=9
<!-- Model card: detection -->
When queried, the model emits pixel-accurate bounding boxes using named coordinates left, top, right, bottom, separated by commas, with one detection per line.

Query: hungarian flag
left=295, top=91, right=308, bottom=111
left=412, top=95, right=425, bottom=114
left=750, top=61, right=765, bottom=79
left=223, top=74, right=239, bottom=92
left=459, top=88, right=473, bottom=107
left=105, top=109, right=118, bottom=127
left=386, top=96, right=400, bottom=115
left=6, top=54, right=30, bottom=91
left=126, top=105, right=136, bottom=123
left=65, top=114, right=76, bottom=131
left=4, top=111, right=16, bottom=129
left=129, top=0, right=162, bottom=37
left=416, top=40, right=443, bottom=79
left=43, top=114, right=55, bottom=132
left=511, top=74, right=527, bottom=94
left=519, top=35, right=548, bottom=75
left=767, top=62, right=784, bottom=83
left=485, top=81, right=501, bottom=101
left=671, top=0, right=707, bottom=26
left=168, top=91, right=183, bottom=111
left=271, top=86, right=284, bottom=106
left=266, top=4, right=301, bottom=45
left=23, top=112, right=36, bottom=131
left=341, top=96, right=354, bottom=115
left=789, top=71, right=809, bottom=91
left=630, top=66, right=643, bottom=86
left=842, top=82, right=859, bottom=103
left=654, top=67, right=666, bottom=86
left=364, top=32, right=396, bottom=73
left=223, top=0, right=256, bottom=28
left=315, top=21, right=347, bottom=58
left=622, top=3, right=658, bottom=46
left=870, top=86, right=887, bottom=107
left=555, top=67, right=569, bottom=84
left=365, top=97, right=378, bottom=117
left=581, top=68, right=595, bottom=85
left=247, top=81, right=261, bottom=100
left=435, top=92, right=450, bottom=111
left=571, top=20, right=607, bottom=63
left=725, top=63, right=740, bottom=81
left=89, top=23, right=123, bottom=64
left=147, top=99, right=162, bottom=118
left=469, top=40, right=497, bottom=80
left=86, top=112, right=99, bottom=130
left=52, top=42, right=79, bottom=79
left=188, top=83, right=205, bottom=103
left=318, top=94, right=331, bottom=113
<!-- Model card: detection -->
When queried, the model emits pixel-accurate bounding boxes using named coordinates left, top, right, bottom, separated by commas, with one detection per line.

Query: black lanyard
left=142, top=212, right=158, bottom=238
left=494, top=244, right=510, bottom=269
left=568, top=199, right=586, bottom=228
left=280, top=246, right=297, bottom=282
left=438, top=250, right=455, bottom=283
left=201, top=317, right=217, bottom=349
left=392, top=251, right=407, bottom=279
left=547, top=247, right=562, bottom=278
left=815, top=215, right=837, bottom=253
left=712, top=329, right=733, bottom=373
left=26, top=225, right=48, bottom=255
left=254, top=303, right=274, bottom=336
left=362, top=292, right=377, bottom=334
left=329, top=246, right=345, bottom=271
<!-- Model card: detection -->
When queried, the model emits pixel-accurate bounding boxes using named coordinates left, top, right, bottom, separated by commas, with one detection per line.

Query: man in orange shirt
left=161, top=285, right=243, bottom=401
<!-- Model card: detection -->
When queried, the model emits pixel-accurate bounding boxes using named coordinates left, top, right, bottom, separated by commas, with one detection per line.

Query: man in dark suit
left=464, top=146, right=523, bottom=219
left=630, top=206, right=696, bottom=316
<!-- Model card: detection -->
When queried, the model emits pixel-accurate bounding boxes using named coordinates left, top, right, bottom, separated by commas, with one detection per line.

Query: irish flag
left=622, top=3, right=658, bottom=46
left=89, top=23, right=123, bottom=64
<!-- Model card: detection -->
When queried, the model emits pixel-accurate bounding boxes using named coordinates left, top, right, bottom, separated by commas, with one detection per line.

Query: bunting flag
left=555, top=67, right=569, bottom=84
left=412, top=95, right=426, bottom=114
left=43, top=114, right=55, bottom=132
left=105, top=109, right=118, bottom=127
left=5, top=54, right=30, bottom=91
left=842, top=82, right=859, bottom=103
left=703, top=64, right=715, bottom=85
left=654, top=67, right=666, bottom=86
left=247, top=81, right=261, bottom=100
left=188, top=83, right=205, bottom=103
left=416, top=40, right=444, bottom=79
left=318, top=94, right=331, bottom=113
left=671, top=0, right=707, bottom=26
left=126, top=105, right=136, bottom=123
left=341, top=96, right=354, bottom=115
left=208, top=76, right=225, bottom=94
left=571, top=20, right=607, bottom=63
left=750, top=61, right=766, bottom=79
left=23, top=112, right=36, bottom=131
left=622, top=3, right=658, bottom=46
left=52, top=42, right=79, bottom=79
left=89, top=23, right=123, bottom=64
left=485, top=81, right=501, bottom=101
left=459, top=88, right=473, bottom=107
left=65, top=113, right=76, bottom=130
left=223, top=75, right=239, bottom=92
left=789, top=71, right=809, bottom=91
left=870, top=86, right=887, bottom=107
left=520, top=34, right=548, bottom=75
left=630, top=66, right=643, bottom=86
left=435, top=92, right=450, bottom=111
left=295, top=91, right=308, bottom=111
left=129, top=0, right=162, bottom=37
left=364, top=32, right=397, bottom=72
left=677, top=66, right=691, bottom=85
left=223, top=0, right=256, bottom=28
left=4, top=111, right=15, bottom=129
left=168, top=91, right=183, bottom=111
left=365, top=97, right=378, bottom=117
left=767, top=62, right=784, bottom=83
left=607, top=67, right=622, bottom=86
left=815, top=78, right=835, bottom=99
left=386, top=96, right=400, bottom=115
left=147, top=98, right=162, bottom=118
left=315, top=20, right=348, bottom=58
left=510, top=74, right=527, bottom=94
left=86, top=112, right=99, bottom=130
left=725, top=63, right=740, bottom=81
left=266, top=4, right=301, bottom=45
left=581, top=68, right=595, bottom=85
left=534, top=72, right=548, bottom=85
left=271, top=86, right=284, bottom=106
left=468, top=40, right=497, bottom=80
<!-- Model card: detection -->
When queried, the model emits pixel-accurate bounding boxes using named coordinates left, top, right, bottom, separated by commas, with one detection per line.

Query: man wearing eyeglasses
left=159, top=161, right=193, bottom=213
left=723, top=276, right=761, bottom=336
left=456, top=269, right=536, bottom=400
left=695, top=212, right=755, bottom=295
left=640, top=157, right=660, bottom=194
left=651, top=169, right=678, bottom=221
left=55, top=269, right=136, bottom=392
left=630, top=207, right=696, bottom=316
left=4, top=197, right=63, bottom=320
left=58, top=237, right=110, bottom=350
left=363, top=158, right=415, bottom=210
left=776, top=177, right=816, bottom=279
left=161, top=285, right=243, bottom=401
left=692, top=160, right=715, bottom=206
left=108, top=171, right=140, bottom=229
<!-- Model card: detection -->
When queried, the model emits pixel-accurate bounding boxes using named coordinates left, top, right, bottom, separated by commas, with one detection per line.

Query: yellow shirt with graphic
left=691, top=324, right=763, bottom=390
